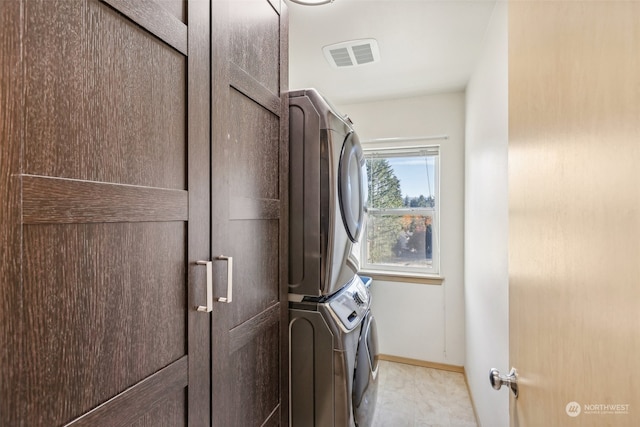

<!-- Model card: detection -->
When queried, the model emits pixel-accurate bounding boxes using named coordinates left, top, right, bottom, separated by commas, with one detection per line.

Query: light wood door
left=0, top=0, right=210, bottom=425
left=509, top=1, right=640, bottom=425
left=210, top=0, right=289, bottom=426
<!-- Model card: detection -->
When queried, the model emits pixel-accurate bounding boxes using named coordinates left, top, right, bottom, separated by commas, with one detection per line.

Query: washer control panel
left=328, top=275, right=370, bottom=331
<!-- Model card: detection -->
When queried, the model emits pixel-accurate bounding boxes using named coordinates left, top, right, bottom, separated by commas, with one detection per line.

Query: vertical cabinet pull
left=196, top=256, right=233, bottom=312
left=196, top=260, right=213, bottom=312
left=215, top=255, right=233, bottom=303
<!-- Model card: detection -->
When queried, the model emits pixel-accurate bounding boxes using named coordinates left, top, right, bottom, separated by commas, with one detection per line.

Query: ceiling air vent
left=322, top=39, right=380, bottom=68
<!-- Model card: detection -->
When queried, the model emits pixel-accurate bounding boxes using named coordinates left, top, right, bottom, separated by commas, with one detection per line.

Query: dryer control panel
left=327, top=275, right=370, bottom=332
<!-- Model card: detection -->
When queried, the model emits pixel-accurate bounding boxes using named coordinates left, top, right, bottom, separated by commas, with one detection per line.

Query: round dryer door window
left=338, top=131, right=366, bottom=243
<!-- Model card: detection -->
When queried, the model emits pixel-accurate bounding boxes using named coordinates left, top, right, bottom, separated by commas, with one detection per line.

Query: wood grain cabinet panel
left=1, top=0, right=211, bottom=425
left=229, top=1, right=280, bottom=94
left=1, top=0, right=288, bottom=424
left=23, top=0, right=187, bottom=190
left=211, top=0, right=289, bottom=426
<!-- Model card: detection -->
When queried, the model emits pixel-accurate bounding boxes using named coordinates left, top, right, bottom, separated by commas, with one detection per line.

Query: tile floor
left=372, top=360, right=478, bottom=427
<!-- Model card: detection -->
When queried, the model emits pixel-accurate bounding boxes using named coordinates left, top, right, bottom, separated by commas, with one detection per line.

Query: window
left=361, top=146, right=439, bottom=276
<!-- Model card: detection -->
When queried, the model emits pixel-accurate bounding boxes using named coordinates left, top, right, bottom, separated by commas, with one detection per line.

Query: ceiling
left=287, top=0, right=497, bottom=105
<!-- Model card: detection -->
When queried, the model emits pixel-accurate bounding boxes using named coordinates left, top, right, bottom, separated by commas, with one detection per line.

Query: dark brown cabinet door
left=210, top=1, right=289, bottom=426
left=1, top=0, right=210, bottom=425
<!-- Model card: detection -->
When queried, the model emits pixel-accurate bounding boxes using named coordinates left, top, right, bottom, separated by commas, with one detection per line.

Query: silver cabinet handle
left=196, top=260, right=213, bottom=312
left=489, top=367, right=519, bottom=398
left=195, top=256, right=233, bottom=311
left=215, top=255, right=233, bottom=303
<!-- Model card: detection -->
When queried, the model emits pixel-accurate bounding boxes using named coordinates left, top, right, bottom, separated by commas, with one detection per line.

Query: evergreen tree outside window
left=362, top=146, right=439, bottom=275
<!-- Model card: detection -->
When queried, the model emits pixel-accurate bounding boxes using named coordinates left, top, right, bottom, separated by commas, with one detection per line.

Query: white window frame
left=360, top=145, right=441, bottom=277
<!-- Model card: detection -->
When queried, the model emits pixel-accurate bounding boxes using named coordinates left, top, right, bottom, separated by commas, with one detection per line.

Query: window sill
left=359, top=270, right=444, bottom=285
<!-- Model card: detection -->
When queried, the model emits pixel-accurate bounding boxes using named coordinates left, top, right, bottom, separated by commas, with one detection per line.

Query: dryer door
left=338, top=131, right=367, bottom=243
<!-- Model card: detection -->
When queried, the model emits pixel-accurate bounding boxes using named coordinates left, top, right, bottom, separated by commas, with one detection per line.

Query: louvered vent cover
left=322, top=39, right=380, bottom=68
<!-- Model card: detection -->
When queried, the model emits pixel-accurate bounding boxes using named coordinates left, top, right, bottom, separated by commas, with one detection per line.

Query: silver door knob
left=489, top=367, right=519, bottom=398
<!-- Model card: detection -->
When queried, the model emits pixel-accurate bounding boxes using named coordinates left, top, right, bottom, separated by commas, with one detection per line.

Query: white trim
left=362, top=146, right=441, bottom=275
left=361, top=135, right=448, bottom=144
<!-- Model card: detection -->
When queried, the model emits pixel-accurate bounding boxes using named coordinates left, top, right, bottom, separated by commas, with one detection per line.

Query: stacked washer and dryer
left=288, top=89, right=379, bottom=427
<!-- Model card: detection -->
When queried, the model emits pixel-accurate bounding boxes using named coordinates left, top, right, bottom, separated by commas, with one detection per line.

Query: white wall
left=464, top=2, right=508, bottom=427
left=339, top=92, right=466, bottom=366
